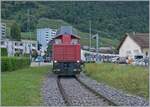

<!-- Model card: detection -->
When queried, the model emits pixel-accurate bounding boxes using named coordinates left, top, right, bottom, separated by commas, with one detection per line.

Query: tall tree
left=10, top=21, right=21, bottom=41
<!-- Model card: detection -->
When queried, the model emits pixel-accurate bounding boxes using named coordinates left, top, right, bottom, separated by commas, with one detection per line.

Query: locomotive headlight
left=77, top=60, right=80, bottom=63
left=54, top=60, right=57, bottom=63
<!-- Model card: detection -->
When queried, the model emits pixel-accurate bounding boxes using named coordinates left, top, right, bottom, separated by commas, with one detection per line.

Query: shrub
left=23, top=53, right=30, bottom=57
left=1, top=48, right=8, bottom=56
left=14, top=52, right=20, bottom=57
left=1, top=57, right=30, bottom=72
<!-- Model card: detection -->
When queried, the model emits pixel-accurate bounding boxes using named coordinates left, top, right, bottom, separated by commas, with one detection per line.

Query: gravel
left=60, top=77, right=110, bottom=106
left=41, top=74, right=65, bottom=106
left=78, top=73, right=149, bottom=106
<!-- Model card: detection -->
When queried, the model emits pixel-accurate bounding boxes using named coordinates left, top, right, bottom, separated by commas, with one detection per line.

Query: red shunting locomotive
left=52, top=26, right=81, bottom=75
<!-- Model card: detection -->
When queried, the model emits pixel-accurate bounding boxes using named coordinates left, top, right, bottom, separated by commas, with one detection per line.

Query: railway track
left=57, top=76, right=71, bottom=106
left=57, top=76, right=115, bottom=106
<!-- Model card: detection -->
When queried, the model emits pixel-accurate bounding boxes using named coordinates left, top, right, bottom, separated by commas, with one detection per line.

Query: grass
left=37, top=18, right=70, bottom=29
left=21, top=32, right=36, bottom=40
left=84, top=63, right=149, bottom=99
left=1, top=66, right=51, bottom=106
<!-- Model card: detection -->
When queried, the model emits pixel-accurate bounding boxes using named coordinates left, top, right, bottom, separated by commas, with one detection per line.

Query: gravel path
left=42, top=74, right=65, bottom=106
left=78, top=73, right=149, bottom=106
left=60, top=77, right=110, bottom=106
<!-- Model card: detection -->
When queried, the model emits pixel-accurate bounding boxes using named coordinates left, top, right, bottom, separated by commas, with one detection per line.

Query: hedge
left=1, top=48, right=8, bottom=56
left=1, top=57, right=30, bottom=72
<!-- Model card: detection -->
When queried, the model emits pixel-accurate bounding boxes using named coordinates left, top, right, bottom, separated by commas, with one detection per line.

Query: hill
left=3, top=18, right=119, bottom=47
left=2, top=1, right=149, bottom=41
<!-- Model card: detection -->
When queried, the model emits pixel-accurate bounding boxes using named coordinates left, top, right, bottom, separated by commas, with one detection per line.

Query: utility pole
left=27, top=9, right=32, bottom=63
left=96, top=33, right=99, bottom=54
left=95, top=33, right=99, bottom=62
left=89, top=20, right=91, bottom=50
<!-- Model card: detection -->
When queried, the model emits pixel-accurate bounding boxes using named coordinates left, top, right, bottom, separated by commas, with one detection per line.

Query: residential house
left=0, top=38, right=37, bottom=56
left=0, top=23, right=6, bottom=38
left=117, top=32, right=149, bottom=58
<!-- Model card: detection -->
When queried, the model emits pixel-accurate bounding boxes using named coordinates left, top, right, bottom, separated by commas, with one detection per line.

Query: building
left=37, top=28, right=57, bottom=51
left=0, top=23, right=6, bottom=38
left=0, top=38, right=37, bottom=56
left=117, top=32, right=149, bottom=58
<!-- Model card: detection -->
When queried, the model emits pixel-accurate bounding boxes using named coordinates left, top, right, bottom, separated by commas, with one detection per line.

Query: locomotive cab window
left=71, top=39, right=78, bottom=44
left=55, top=39, right=62, bottom=44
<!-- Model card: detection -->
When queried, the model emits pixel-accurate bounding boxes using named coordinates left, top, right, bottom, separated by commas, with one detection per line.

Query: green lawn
left=21, top=32, right=36, bottom=40
left=37, top=18, right=70, bottom=29
left=1, top=66, right=51, bottom=106
left=84, top=63, right=149, bottom=99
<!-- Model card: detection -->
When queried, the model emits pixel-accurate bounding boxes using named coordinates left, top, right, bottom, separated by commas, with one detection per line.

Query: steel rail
left=57, top=76, right=71, bottom=106
left=75, top=75, right=117, bottom=106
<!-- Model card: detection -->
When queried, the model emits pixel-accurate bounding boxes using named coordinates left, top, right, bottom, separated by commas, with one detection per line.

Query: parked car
left=111, top=56, right=119, bottom=63
left=132, top=59, right=145, bottom=66
left=44, top=57, right=51, bottom=62
left=116, top=57, right=127, bottom=64
left=132, top=55, right=145, bottom=66
left=35, top=56, right=44, bottom=62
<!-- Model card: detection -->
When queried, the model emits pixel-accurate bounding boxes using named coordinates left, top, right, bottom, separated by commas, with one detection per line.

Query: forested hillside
left=1, top=1, right=149, bottom=46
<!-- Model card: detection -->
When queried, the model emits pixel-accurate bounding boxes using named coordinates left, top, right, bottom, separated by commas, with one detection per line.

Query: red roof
left=117, top=32, right=149, bottom=50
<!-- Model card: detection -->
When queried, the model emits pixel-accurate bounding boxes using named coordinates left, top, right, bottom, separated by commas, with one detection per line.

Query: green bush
left=1, top=57, right=30, bottom=72
left=14, top=52, right=20, bottom=57
left=23, top=53, right=30, bottom=57
left=1, top=48, right=8, bottom=56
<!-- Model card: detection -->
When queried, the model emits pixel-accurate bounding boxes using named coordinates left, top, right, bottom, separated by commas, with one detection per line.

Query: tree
left=32, top=49, right=38, bottom=59
left=37, top=41, right=42, bottom=50
left=47, top=39, right=54, bottom=57
left=10, top=21, right=21, bottom=41
left=47, top=44, right=52, bottom=57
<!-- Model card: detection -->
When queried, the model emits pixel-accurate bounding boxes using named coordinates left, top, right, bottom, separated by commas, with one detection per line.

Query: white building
left=118, top=32, right=149, bottom=58
left=37, top=28, right=57, bottom=51
left=0, top=39, right=37, bottom=56
left=0, top=23, right=6, bottom=38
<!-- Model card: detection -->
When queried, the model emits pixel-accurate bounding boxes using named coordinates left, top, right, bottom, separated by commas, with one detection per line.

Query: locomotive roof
left=55, top=26, right=80, bottom=38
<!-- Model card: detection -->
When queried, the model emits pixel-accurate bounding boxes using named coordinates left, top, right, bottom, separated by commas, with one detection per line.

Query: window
left=15, top=48, right=18, bottom=51
left=126, top=50, right=131, bottom=55
left=133, top=49, right=139, bottom=54
left=1, top=41, right=4, bottom=45
left=71, top=39, right=78, bottom=44
left=32, top=44, right=36, bottom=47
left=20, top=43, right=23, bottom=46
left=20, top=49, right=23, bottom=54
left=55, top=39, right=62, bottom=44
left=46, top=39, right=49, bottom=43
